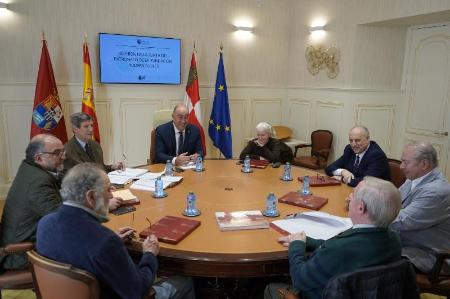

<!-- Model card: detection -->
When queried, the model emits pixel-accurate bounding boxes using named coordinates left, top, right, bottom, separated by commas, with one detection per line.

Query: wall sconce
left=0, top=1, right=8, bottom=9
left=309, top=25, right=326, bottom=32
left=305, top=45, right=340, bottom=79
left=234, top=25, right=254, bottom=33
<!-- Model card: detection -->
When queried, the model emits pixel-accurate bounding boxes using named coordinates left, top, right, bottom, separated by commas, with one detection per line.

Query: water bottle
left=302, top=175, right=311, bottom=195
left=263, top=192, right=279, bottom=217
left=282, top=162, right=292, bottom=181
left=243, top=155, right=251, bottom=173
left=184, top=191, right=200, bottom=216
left=195, top=156, right=203, bottom=172
left=165, top=160, right=173, bottom=176
left=154, top=176, right=164, bottom=197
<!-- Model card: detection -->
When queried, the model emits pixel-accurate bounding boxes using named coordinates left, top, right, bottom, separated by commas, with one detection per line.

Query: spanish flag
left=82, top=41, right=100, bottom=142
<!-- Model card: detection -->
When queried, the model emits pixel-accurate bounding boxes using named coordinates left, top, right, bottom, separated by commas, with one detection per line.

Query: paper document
left=179, top=162, right=196, bottom=170
left=139, top=170, right=166, bottom=180
left=130, top=176, right=183, bottom=191
left=108, top=168, right=148, bottom=179
left=272, top=211, right=352, bottom=240
left=108, top=174, right=132, bottom=186
left=112, top=189, right=137, bottom=202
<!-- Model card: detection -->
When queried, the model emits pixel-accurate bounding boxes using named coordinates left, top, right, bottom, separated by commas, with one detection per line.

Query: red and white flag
left=184, top=51, right=206, bottom=156
left=30, top=39, right=68, bottom=143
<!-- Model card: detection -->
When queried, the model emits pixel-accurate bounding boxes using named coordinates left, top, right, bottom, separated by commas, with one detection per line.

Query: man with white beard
left=36, top=163, right=195, bottom=299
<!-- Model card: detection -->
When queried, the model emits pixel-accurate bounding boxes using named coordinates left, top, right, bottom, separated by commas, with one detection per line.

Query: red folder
left=278, top=191, right=328, bottom=210
left=250, top=159, right=270, bottom=169
left=139, top=216, right=201, bottom=244
left=298, top=175, right=341, bottom=187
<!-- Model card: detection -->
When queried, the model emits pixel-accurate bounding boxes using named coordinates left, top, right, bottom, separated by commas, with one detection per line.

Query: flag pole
left=84, top=32, right=88, bottom=44
left=41, top=30, right=45, bottom=41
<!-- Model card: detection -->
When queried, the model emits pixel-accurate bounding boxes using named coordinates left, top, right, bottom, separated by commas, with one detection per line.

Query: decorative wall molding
left=355, top=104, right=395, bottom=155
left=251, top=98, right=283, bottom=130
left=287, top=99, right=312, bottom=141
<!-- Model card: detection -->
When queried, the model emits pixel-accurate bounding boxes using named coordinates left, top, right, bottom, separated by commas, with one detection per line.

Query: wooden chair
left=272, top=126, right=293, bottom=141
left=27, top=250, right=100, bottom=299
left=0, top=223, right=34, bottom=298
left=323, top=259, right=420, bottom=299
left=387, top=158, right=406, bottom=188
left=148, top=109, right=173, bottom=164
left=292, top=130, right=333, bottom=170
left=416, top=249, right=450, bottom=297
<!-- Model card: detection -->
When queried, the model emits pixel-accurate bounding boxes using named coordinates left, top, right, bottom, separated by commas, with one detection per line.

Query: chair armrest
left=294, top=143, right=311, bottom=156
left=428, top=249, right=450, bottom=282
left=0, top=242, right=34, bottom=256
left=316, top=149, right=330, bottom=159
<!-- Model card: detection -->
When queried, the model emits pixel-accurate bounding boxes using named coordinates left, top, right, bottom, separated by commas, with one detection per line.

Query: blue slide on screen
left=99, top=33, right=181, bottom=84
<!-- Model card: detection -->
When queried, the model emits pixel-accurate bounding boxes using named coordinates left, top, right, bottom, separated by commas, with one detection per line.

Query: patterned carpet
left=2, top=290, right=36, bottom=299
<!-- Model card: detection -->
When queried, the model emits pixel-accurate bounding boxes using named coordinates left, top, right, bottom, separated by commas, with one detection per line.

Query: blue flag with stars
left=208, top=52, right=232, bottom=158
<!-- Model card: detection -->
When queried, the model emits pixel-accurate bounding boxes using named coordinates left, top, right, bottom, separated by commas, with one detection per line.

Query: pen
left=145, top=217, right=152, bottom=228
left=285, top=213, right=299, bottom=219
left=131, top=212, right=135, bottom=228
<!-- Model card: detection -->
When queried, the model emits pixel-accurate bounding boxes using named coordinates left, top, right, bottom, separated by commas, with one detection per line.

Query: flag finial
left=219, top=43, right=223, bottom=52
left=41, top=31, right=46, bottom=41
left=84, top=32, right=88, bottom=43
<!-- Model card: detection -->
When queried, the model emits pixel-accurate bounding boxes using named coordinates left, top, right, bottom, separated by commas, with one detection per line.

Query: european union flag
left=208, top=52, right=232, bottom=158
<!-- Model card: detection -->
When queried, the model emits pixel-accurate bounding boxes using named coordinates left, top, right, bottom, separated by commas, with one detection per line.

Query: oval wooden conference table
left=104, top=160, right=353, bottom=278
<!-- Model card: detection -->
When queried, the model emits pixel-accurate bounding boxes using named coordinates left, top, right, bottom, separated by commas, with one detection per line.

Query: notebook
left=215, top=210, right=270, bottom=231
left=298, top=175, right=341, bottom=187
left=138, top=216, right=201, bottom=244
left=111, top=189, right=139, bottom=206
left=278, top=191, right=328, bottom=210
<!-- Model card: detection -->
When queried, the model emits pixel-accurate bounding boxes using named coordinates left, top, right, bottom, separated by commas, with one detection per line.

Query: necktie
left=354, top=155, right=360, bottom=169
left=177, top=132, right=184, bottom=156
left=85, top=143, right=94, bottom=160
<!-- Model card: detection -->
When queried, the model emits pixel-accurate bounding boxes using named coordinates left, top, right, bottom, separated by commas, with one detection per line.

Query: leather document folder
left=278, top=191, right=328, bottom=210
left=139, top=216, right=201, bottom=244
left=298, top=175, right=341, bottom=187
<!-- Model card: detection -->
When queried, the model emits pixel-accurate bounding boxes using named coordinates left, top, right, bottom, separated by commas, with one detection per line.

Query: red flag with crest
left=30, top=39, right=68, bottom=143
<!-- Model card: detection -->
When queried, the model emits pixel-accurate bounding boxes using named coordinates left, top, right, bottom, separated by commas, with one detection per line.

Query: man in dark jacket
left=37, top=163, right=195, bottom=299
left=155, top=104, right=203, bottom=165
left=325, top=126, right=390, bottom=187
left=264, top=177, right=402, bottom=299
left=0, top=134, right=65, bottom=270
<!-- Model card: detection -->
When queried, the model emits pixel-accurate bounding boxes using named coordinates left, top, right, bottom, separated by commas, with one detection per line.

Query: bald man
left=325, top=126, right=390, bottom=187
left=155, top=104, right=203, bottom=166
left=0, top=134, right=65, bottom=270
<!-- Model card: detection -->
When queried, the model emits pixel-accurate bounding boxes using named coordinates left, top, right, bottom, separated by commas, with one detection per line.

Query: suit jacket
left=0, top=160, right=61, bottom=270
left=64, top=136, right=112, bottom=172
left=37, top=205, right=157, bottom=299
left=289, top=227, right=401, bottom=299
left=325, top=141, right=390, bottom=187
left=239, top=137, right=281, bottom=163
left=155, top=121, right=203, bottom=163
left=390, top=168, right=450, bottom=274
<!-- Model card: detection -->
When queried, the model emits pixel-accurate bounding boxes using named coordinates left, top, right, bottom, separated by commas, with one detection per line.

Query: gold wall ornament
left=305, top=45, right=340, bottom=79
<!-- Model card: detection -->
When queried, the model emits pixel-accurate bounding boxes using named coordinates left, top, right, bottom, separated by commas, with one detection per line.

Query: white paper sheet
left=272, top=211, right=352, bottom=240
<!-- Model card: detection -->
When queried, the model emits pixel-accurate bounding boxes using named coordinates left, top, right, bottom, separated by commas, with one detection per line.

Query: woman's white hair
left=255, top=122, right=273, bottom=136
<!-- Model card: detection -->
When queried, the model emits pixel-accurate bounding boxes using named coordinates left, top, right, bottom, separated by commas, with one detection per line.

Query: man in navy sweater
left=36, top=163, right=195, bottom=299
left=325, top=126, right=390, bottom=187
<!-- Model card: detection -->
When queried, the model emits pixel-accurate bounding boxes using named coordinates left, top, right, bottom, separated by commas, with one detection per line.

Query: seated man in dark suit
left=0, top=134, right=64, bottom=270
left=390, top=141, right=450, bottom=274
left=325, top=126, right=390, bottom=187
left=155, top=104, right=203, bottom=165
left=36, top=163, right=195, bottom=299
left=64, top=112, right=123, bottom=210
left=264, top=177, right=402, bottom=299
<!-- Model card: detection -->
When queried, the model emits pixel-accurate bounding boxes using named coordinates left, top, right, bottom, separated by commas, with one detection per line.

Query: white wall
left=1, top=0, right=450, bottom=197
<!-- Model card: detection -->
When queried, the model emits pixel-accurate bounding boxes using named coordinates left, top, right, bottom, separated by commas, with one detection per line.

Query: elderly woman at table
left=239, top=122, right=282, bottom=163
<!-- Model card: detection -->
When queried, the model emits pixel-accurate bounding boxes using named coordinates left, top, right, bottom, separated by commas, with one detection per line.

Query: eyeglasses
left=40, top=149, right=65, bottom=157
